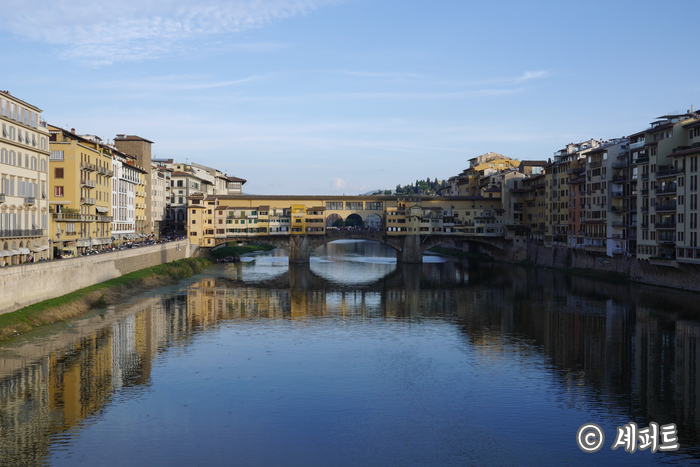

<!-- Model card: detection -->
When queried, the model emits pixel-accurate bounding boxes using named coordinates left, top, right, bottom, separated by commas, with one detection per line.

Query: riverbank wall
left=0, top=240, right=190, bottom=315
left=527, top=244, right=700, bottom=293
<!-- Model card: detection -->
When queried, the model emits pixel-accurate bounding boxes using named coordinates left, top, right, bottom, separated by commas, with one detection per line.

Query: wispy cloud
left=0, top=0, right=336, bottom=65
left=98, top=74, right=265, bottom=91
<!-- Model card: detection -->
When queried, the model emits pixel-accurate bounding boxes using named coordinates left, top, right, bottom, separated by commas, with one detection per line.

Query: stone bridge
left=210, top=230, right=514, bottom=263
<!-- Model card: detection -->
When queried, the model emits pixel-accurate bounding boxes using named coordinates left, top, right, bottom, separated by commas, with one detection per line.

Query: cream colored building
left=635, top=111, right=700, bottom=264
left=0, top=91, right=51, bottom=263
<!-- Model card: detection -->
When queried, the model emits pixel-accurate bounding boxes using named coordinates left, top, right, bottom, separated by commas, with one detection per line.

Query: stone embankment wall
left=527, top=243, right=700, bottom=293
left=0, top=240, right=190, bottom=315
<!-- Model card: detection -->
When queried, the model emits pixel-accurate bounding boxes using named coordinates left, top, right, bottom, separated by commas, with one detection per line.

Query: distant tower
left=114, top=134, right=154, bottom=235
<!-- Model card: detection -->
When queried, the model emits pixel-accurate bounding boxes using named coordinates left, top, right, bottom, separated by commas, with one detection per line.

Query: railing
left=611, top=191, right=624, bottom=198
left=81, top=197, right=96, bottom=205
left=655, top=203, right=677, bottom=212
left=589, top=160, right=602, bottom=168
left=0, top=229, right=43, bottom=238
left=630, top=140, right=645, bottom=150
left=641, top=206, right=649, bottom=212
left=0, top=194, right=4, bottom=202
left=612, top=161, right=629, bottom=168
left=642, top=173, right=649, bottom=180
left=98, top=167, right=114, bottom=177
left=612, top=176, right=626, bottom=183
left=654, top=222, right=677, bottom=229
left=53, top=213, right=96, bottom=222
left=641, top=189, right=648, bottom=196
left=641, top=222, right=649, bottom=229
left=656, top=186, right=677, bottom=194
left=23, top=197, right=35, bottom=205
left=80, top=162, right=96, bottom=172
left=97, top=215, right=113, bottom=223
left=633, top=156, right=649, bottom=164
left=80, top=179, right=96, bottom=188
left=656, top=168, right=682, bottom=178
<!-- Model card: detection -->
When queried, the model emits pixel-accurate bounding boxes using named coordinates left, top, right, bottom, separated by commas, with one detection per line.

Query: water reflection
left=0, top=246, right=699, bottom=465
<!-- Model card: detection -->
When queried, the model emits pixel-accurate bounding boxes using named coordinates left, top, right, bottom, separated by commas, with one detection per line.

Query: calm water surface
left=1, top=240, right=700, bottom=466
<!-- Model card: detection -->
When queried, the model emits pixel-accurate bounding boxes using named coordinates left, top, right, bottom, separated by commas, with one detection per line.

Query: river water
left=1, top=240, right=699, bottom=466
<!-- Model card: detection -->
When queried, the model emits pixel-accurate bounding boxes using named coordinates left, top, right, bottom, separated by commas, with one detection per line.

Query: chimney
left=71, top=128, right=75, bottom=133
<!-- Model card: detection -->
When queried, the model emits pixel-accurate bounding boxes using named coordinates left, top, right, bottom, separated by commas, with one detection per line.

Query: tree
left=333, top=219, right=344, bottom=228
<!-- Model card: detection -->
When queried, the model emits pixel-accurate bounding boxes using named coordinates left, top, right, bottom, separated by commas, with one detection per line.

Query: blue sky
left=1, top=0, right=698, bottom=194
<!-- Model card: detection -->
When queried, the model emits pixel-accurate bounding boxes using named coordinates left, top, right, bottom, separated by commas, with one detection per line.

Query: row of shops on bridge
left=186, top=194, right=514, bottom=248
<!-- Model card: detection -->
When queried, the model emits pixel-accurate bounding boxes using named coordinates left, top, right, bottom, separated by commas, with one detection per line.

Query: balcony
left=641, top=222, right=649, bottom=229
left=81, top=197, right=96, bottom=205
left=656, top=186, right=676, bottom=195
left=23, top=197, right=35, bottom=205
left=97, top=215, right=113, bottom=223
left=80, top=162, right=96, bottom=172
left=0, top=229, right=43, bottom=238
left=612, top=161, right=630, bottom=169
left=655, top=203, right=677, bottom=212
left=654, top=222, right=676, bottom=229
left=642, top=173, right=649, bottom=180
left=612, top=221, right=624, bottom=228
left=641, top=189, right=648, bottom=196
left=611, top=191, right=624, bottom=198
left=656, top=168, right=682, bottom=178
left=641, top=206, right=649, bottom=213
left=589, top=160, right=602, bottom=168
left=80, top=179, right=96, bottom=188
left=98, top=167, right=114, bottom=177
left=567, top=167, right=584, bottom=175
left=630, top=140, right=645, bottom=150
left=633, top=156, right=649, bottom=164
left=53, top=212, right=96, bottom=222
left=612, top=176, right=627, bottom=183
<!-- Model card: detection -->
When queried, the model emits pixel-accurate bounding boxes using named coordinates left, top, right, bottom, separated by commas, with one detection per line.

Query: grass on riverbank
left=428, top=246, right=493, bottom=261
left=210, top=243, right=275, bottom=259
left=0, top=258, right=209, bottom=341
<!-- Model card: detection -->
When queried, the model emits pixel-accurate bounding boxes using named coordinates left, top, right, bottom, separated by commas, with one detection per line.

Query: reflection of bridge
left=188, top=194, right=524, bottom=263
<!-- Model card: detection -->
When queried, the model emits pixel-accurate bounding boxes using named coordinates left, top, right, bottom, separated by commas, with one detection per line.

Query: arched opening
left=326, top=213, right=342, bottom=229
left=364, top=214, right=382, bottom=230
left=344, top=214, right=363, bottom=229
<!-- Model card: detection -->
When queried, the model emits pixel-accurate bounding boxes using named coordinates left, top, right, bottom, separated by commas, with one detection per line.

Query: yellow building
left=0, top=91, right=51, bottom=264
left=48, top=126, right=113, bottom=257
left=457, top=152, right=520, bottom=196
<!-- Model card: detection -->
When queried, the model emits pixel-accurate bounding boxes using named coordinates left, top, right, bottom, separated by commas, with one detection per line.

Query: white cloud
left=0, top=0, right=335, bottom=65
left=330, top=178, right=348, bottom=191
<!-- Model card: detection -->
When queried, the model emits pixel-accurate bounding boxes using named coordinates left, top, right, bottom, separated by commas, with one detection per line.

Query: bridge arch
left=344, top=213, right=363, bottom=228
left=364, top=213, right=382, bottom=230
left=326, top=213, right=342, bottom=228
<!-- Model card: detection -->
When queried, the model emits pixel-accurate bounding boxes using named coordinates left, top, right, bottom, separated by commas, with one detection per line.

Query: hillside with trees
left=394, top=178, right=446, bottom=196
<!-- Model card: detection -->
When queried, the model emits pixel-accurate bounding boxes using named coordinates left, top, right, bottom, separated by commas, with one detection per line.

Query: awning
left=92, top=239, right=103, bottom=245
left=0, top=250, right=9, bottom=257
left=31, top=245, right=49, bottom=252
left=76, top=240, right=90, bottom=247
left=95, top=206, right=110, bottom=213
left=10, top=250, right=21, bottom=256
left=19, top=248, right=30, bottom=255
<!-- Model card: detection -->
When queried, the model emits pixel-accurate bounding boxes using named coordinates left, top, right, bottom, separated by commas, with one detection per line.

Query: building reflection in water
left=0, top=258, right=699, bottom=463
